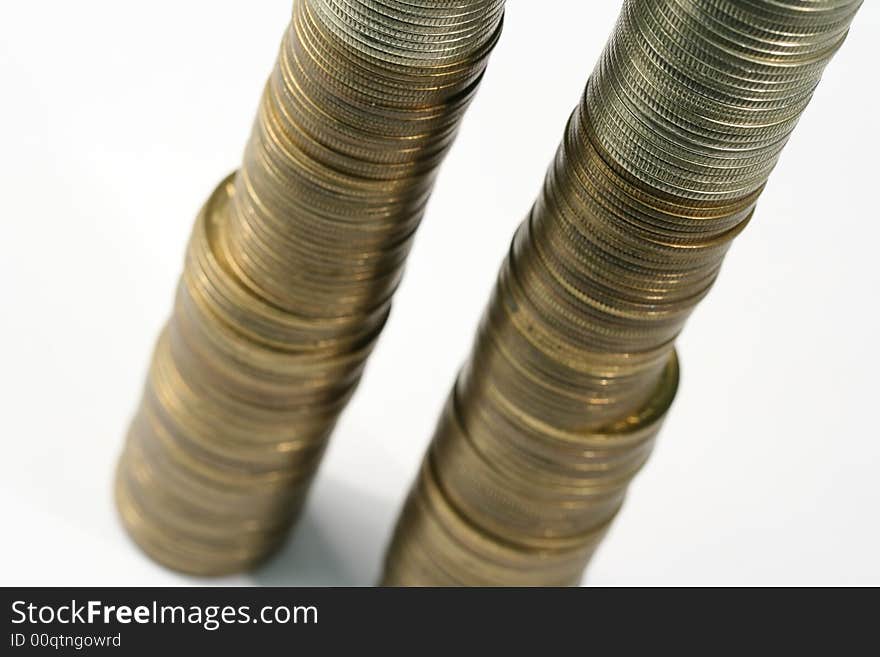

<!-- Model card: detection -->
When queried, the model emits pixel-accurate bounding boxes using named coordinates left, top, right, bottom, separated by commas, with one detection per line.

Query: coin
left=116, top=0, right=505, bottom=575
left=383, top=0, right=862, bottom=586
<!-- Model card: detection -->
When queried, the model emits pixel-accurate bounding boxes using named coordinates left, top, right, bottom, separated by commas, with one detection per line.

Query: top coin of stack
left=115, top=0, right=505, bottom=576
left=383, top=0, right=861, bottom=586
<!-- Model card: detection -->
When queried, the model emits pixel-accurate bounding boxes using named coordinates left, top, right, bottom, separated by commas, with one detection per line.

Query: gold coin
left=116, top=0, right=505, bottom=576
left=383, top=0, right=862, bottom=586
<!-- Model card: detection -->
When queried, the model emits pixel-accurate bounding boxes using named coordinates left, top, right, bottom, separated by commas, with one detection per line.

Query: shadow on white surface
left=251, top=477, right=393, bottom=587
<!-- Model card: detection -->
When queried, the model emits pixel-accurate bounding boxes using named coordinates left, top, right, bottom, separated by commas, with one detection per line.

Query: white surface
left=1, top=1, right=878, bottom=587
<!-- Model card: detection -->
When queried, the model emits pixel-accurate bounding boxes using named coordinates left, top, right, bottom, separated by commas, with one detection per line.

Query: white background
left=2, top=1, right=878, bottom=586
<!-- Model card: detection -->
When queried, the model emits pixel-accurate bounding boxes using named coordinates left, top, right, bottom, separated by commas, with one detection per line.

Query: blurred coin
left=116, top=0, right=505, bottom=575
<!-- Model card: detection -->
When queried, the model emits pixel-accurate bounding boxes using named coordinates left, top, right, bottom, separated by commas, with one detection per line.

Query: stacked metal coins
left=384, top=0, right=861, bottom=586
left=116, top=0, right=504, bottom=576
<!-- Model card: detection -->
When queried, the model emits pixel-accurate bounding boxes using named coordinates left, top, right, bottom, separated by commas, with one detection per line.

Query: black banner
left=1, top=587, right=873, bottom=653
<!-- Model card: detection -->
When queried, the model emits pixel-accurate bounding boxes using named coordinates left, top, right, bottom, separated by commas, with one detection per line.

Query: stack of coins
left=383, top=0, right=861, bottom=586
left=116, top=0, right=505, bottom=576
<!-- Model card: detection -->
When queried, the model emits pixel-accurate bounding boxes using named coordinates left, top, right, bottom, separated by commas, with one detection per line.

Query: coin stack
left=115, top=0, right=505, bottom=576
left=383, top=0, right=861, bottom=586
